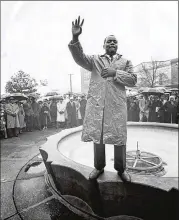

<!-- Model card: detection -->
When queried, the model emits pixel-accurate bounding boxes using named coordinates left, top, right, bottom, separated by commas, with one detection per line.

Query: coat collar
left=100, top=53, right=122, bottom=60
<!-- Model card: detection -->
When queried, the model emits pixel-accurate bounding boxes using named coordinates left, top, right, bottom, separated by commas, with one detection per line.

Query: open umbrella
left=37, top=96, right=50, bottom=102
left=49, top=95, right=63, bottom=100
left=1, top=93, right=11, bottom=99
left=28, top=93, right=40, bottom=99
left=165, top=84, right=179, bottom=89
left=5, top=93, right=28, bottom=101
left=141, top=88, right=164, bottom=95
left=45, top=91, right=60, bottom=97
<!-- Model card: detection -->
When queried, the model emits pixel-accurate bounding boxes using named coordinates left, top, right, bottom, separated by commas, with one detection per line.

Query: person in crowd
left=154, top=95, right=163, bottom=123
left=23, top=98, right=34, bottom=132
left=143, top=95, right=150, bottom=122
left=5, top=97, right=20, bottom=137
left=0, top=99, right=7, bottom=139
left=175, top=96, right=179, bottom=124
left=41, top=101, right=51, bottom=129
left=56, top=96, right=66, bottom=128
left=128, top=97, right=139, bottom=121
left=158, top=95, right=167, bottom=123
left=163, top=95, right=177, bottom=123
left=69, top=16, right=137, bottom=181
left=50, top=99, right=57, bottom=128
left=80, top=95, right=87, bottom=123
left=66, top=96, right=77, bottom=128
left=138, top=95, right=146, bottom=122
left=38, top=101, right=43, bottom=129
left=63, top=95, right=69, bottom=125
left=17, top=101, right=26, bottom=133
left=134, top=96, right=140, bottom=122
left=127, top=97, right=131, bottom=121
left=148, top=95, right=156, bottom=122
left=31, top=97, right=41, bottom=130
left=75, top=96, right=82, bottom=126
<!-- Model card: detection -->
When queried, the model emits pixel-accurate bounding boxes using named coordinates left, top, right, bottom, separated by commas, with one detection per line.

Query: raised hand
left=72, top=16, right=84, bottom=37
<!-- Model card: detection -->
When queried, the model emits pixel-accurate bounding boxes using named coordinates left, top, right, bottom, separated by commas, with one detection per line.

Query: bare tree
left=137, top=59, right=170, bottom=88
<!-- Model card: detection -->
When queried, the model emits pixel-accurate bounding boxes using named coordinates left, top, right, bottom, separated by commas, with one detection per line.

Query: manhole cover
left=126, top=151, right=163, bottom=172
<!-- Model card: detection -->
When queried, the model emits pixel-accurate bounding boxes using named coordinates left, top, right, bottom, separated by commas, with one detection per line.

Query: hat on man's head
left=9, top=97, right=15, bottom=100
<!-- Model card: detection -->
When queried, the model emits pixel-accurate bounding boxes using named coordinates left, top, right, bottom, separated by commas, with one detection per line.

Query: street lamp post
left=69, top=74, right=73, bottom=93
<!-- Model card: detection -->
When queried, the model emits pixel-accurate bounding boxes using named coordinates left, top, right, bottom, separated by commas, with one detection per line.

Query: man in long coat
left=68, top=17, right=137, bottom=181
left=31, top=98, right=41, bottom=130
left=5, top=97, right=20, bottom=137
left=66, top=97, right=77, bottom=128
left=80, top=95, right=87, bottom=122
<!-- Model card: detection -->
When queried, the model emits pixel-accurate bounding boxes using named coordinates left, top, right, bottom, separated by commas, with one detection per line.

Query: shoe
left=118, top=170, right=131, bottom=182
left=89, top=168, right=104, bottom=180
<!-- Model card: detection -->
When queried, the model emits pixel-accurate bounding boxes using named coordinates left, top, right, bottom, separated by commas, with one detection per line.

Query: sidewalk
left=1, top=128, right=62, bottom=220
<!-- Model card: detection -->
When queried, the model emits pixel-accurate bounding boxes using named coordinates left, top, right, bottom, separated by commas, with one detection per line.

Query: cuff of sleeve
left=113, top=70, right=118, bottom=81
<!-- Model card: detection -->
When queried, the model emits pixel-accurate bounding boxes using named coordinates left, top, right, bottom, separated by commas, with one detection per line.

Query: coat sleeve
left=68, top=41, right=94, bottom=71
left=114, top=60, right=137, bottom=87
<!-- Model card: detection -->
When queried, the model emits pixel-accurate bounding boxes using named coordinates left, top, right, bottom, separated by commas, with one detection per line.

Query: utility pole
left=69, top=74, right=73, bottom=93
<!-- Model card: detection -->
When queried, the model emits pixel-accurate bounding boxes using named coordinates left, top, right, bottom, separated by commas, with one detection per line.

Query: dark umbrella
left=141, top=88, right=164, bottom=95
left=165, top=84, right=179, bottom=89
left=49, top=95, right=63, bottom=100
left=5, top=93, right=28, bottom=101
left=45, top=92, right=59, bottom=97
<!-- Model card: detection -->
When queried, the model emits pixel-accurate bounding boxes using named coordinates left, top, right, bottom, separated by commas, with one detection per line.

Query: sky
left=1, top=1, right=178, bottom=95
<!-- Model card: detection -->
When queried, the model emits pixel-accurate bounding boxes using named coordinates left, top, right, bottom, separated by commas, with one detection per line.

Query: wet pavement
left=1, top=128, right=84, bottom=220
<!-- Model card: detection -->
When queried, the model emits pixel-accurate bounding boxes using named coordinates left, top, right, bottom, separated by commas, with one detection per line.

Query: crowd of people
left=1, top=92, right=178, bottom=139
left=0, top=94, right=87, bottom=139
left=127, top=93, right=179, bottom=123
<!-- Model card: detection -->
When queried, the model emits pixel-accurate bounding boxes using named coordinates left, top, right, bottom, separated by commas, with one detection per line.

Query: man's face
left=10, top=99, right=15, bottom=104
left=104, top=35, right=118, bottom=56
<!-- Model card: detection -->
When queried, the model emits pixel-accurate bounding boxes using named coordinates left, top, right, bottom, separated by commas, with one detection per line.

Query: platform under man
left=68, top=16, right=137, bottom=182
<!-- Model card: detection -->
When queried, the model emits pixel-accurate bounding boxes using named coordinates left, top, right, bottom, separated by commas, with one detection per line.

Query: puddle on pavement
left=25, top=161, right=46, bottom=174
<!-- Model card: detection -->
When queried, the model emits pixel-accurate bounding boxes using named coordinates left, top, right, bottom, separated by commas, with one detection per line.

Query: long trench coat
left=66, top=101, right=77, bottom=127
left=68, top=41, right=137, bottom=145
left=5, top=103, right=20, bottom=129
left=57, top=101, right=66, bottom=122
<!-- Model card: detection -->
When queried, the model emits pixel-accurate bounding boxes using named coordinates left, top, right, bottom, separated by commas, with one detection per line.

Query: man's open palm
left=72, top=16, right=84, bottom=37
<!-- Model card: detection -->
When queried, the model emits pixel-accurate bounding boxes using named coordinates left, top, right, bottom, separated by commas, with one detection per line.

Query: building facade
left=81, top=68, right=91, bottom=94
left=171, top=58, right=178, bottom=85
left=80, top=58, right=178, bottom=92
left=133, top=58, right=178, bottom=87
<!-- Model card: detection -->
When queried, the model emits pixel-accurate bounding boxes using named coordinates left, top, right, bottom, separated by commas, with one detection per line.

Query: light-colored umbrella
left=5, top=93, right=28, bottom=100
left=141, top=88, right=164, bottom=95
left=45, top=91, right=60, bottom=97
left=1, top=93, right=11, bottom=99
left=126, top=90, right=138, bottom=97
left=37, top=96, right=50, bottom=102
left=28, top=93, right=40, bottom=99
left=49, top=95, right=63, bottom=100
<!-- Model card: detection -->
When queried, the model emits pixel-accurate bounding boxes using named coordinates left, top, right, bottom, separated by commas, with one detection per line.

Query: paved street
left=0, top=128, right=84, bottom=220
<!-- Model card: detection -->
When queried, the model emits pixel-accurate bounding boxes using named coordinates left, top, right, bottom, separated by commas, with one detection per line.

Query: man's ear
left=103, top=44, right=106, bottom=50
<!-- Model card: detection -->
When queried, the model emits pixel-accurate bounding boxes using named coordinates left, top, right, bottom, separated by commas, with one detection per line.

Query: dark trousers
left=94, top=111, right=126, bottom=173
left=7, top=128, right=19, bottom=137
left=25, top=115, right=33, bottom=131
left=94, top=138, right=126, bottom=173
left=33, top=115, right=41, bottom=129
